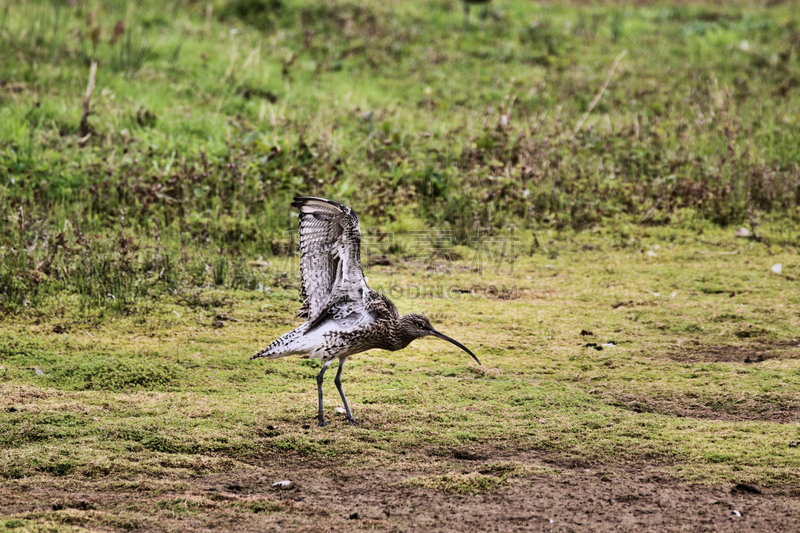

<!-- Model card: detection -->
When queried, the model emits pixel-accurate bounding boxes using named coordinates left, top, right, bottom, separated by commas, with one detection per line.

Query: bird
left=251, top=196, right=481, bottom=427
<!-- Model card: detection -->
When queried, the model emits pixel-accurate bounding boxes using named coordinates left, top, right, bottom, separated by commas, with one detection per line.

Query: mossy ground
left=2, top=224, right=799, bottom=529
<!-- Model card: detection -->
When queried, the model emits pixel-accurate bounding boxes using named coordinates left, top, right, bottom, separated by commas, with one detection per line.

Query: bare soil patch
left=2, top=450, right=799, bottom=532
left=668, top=341, right=800, bottom=364
left=604, top=392, right=800, bottom=423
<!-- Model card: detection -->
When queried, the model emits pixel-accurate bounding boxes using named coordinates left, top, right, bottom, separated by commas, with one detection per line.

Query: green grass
left=2, top=0, right=800, bottom=312
left=1, top=226, right=800, bottom=528
left=2, top=227, right=799, bottom=487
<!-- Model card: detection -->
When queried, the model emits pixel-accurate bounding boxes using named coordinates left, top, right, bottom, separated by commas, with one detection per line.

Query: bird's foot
left=317, top=415, right=327, bottom=427
left=346, top=417, right=359, bottom=426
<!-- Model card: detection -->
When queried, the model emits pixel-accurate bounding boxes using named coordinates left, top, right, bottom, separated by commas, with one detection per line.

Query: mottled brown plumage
left=251, top=196, right=480, bottom=427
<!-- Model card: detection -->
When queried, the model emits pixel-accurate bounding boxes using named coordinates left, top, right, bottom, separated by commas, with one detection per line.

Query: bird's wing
left=292, top=196, right=370, bottom=325
left=367, top=290, right=400, bottom=321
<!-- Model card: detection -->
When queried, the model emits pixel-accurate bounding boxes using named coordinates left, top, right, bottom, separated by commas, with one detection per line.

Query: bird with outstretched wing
left=252, top=196, right=480, bottom=427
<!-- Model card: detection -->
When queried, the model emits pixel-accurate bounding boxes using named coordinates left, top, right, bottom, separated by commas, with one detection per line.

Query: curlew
left=251, top=196, right=480, bottom=427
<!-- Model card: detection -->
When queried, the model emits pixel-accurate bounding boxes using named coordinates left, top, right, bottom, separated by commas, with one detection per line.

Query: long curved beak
left=430, top=329, right=481, bottom=366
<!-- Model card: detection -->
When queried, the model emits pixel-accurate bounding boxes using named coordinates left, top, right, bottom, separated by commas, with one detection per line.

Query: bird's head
left=399, top=313, right=481, bottom=365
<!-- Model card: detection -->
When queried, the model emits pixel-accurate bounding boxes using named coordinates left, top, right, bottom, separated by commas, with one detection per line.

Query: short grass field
left=2, top=0, right=800, bottom=530
left=3, top=226, right=800, bottom=530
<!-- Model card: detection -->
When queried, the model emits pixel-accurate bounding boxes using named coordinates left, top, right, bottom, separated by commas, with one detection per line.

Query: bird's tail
left=250, top=324, right=308, bottom=360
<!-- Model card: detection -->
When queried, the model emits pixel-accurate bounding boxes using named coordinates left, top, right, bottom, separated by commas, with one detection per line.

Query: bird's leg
left=316, top=360, right=333, bottom=427
left=334, top=358, right=358, bottom=426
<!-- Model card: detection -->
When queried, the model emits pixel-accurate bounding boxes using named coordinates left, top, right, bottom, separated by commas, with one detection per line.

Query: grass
left=2, top=0, right=800, bottom=529
left=1, top=226, right=800, bottom=527
left=2, top=0, right=800, bottom=313
left=2, top=226, right=799, bottom=481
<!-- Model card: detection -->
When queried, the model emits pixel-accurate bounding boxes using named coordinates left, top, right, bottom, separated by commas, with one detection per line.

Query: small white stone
left=771, top=263, right=783, bottom=274
left=731, top=510, right=742, bottom=518
left=335, top=407, right=346, bottom=414
left=272, top=480, right=294, bottom=490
